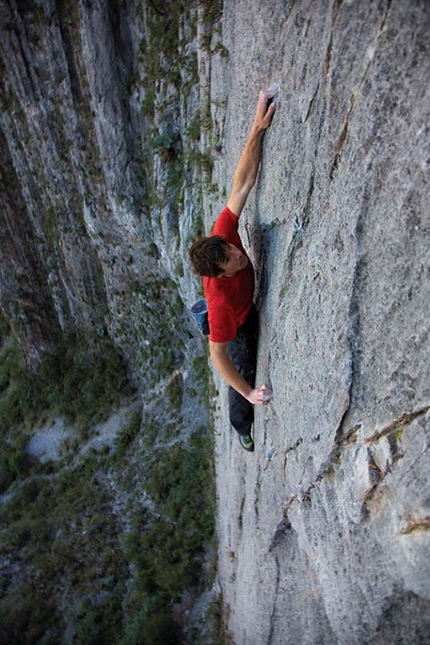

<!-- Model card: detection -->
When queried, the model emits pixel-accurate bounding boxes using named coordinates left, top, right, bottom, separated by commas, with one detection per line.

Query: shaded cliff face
left=206, top=1, right=430, bottom=643
left=0, top=0, right=217, bottom=381
left=0, top=3, right=221, bottom=642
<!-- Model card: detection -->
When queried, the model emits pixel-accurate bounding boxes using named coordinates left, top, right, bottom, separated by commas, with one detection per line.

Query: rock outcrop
left=1, top=0, right=429, bottom=643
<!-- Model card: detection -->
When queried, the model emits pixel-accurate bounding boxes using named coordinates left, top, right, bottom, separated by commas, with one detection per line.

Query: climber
left=189, top=87, right=277, bottom=452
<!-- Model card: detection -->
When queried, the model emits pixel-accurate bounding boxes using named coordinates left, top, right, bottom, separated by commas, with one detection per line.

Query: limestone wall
left=210, top=1, right=430, bottom=643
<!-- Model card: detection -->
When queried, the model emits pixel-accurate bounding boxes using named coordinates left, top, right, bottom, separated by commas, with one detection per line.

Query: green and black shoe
left=239, top=433, right=254, bottom=452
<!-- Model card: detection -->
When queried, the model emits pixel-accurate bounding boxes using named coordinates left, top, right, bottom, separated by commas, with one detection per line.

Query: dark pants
left=226, top=305, right=259, bottom=436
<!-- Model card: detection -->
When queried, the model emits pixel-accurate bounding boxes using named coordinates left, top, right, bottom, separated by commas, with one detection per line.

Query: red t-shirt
left=203, top=207, right=255, bottom=343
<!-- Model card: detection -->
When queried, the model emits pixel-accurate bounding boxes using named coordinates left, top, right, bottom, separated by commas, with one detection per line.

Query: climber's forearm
left=227, top=88, right=277, bottom=217
left=233, top=125, right=266, bottom=191
left=226, top=130, right=265, bottom=216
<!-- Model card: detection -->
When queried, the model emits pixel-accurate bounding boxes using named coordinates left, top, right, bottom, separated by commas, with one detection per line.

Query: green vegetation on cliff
left=0, top=430, right=216, bottom=645
left=0, top=320, right=133, bottom=493
left=0, top=322, right=217, bottom=644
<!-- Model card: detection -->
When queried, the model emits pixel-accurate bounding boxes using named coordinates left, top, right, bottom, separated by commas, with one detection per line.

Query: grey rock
left=209, top=1, right=430, bottom=643
left=0, top=0, right=429, bottom=643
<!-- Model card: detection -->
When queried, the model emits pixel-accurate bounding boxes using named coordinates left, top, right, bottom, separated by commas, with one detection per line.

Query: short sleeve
left=212, top=207, right=241, bottom=247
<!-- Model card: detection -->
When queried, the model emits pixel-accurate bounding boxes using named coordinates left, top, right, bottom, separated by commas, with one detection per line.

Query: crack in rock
left=237, top=495, right=245, bottom=533
left=267, top=555, right=280, bottom=644
left=269, top=518, right=292, bottom=552
left=298, top=407, right=427, bottom=515
left=401, top=515, right=430, bottom=535
left=302, top=81, right=320, bottom=123
left=365, top=405, right=430, bottom=444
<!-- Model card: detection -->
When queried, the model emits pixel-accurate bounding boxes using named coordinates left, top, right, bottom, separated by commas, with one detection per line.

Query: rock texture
left=0, top=0, right=205, bottom=380
left=208, top=1, right=430, bottom=643
left=1, top=0, right=430, bottom=643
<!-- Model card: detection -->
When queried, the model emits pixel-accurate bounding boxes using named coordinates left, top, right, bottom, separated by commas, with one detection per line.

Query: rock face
left=0, top=0, right=206, bottom=381
left=1, top=0, right=429, bottom=643
left=209, top=1, right=430, bottom=643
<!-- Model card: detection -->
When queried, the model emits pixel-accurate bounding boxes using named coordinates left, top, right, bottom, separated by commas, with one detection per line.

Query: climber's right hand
left=247, top=384, right=273, bottom=405
left=251, top=86, right=279, bottom=133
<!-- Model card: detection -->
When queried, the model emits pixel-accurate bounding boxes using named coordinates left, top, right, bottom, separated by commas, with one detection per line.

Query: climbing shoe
left=239, top=433, right=254, bottom=452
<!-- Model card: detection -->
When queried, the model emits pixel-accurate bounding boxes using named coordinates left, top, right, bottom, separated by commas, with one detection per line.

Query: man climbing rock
left=189, top=87, right=276, bottom=452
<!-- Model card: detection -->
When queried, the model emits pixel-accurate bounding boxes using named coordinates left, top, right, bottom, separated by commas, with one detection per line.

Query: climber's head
left=190, top=237, right=249, bottom=277
left=189, top=236, right=231, bottom=277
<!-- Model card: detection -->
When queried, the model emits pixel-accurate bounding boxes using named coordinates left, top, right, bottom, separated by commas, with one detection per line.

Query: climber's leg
left=227, top=305, right=258, bottom=436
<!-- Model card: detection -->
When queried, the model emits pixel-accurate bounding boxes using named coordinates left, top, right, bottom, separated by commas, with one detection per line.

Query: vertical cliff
left=0, top=0, right=218, bottom=381
left=0, top=1, right=222, bottom=642
left=208, top=1, right=430, bottom=643
left=1, top=0, right=430, bottom=643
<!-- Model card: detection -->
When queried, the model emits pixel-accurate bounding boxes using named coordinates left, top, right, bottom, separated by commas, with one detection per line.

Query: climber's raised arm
left=226, top=87, right=278, bottom=218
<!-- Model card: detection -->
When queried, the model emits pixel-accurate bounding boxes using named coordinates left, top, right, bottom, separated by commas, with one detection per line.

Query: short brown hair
left=189, top=236, right=229, bottom=277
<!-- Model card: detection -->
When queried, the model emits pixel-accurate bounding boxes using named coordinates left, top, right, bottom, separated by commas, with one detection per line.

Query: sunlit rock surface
left=208, top=1, right=430, bottom=643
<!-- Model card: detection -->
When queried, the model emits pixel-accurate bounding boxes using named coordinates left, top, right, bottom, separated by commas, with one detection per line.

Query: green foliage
left=0, top=312, right=10, bottom=345
left=136, top=276, right=185, bottom=386
left=120, top=599, right=179, bottom=645
left=151, top=130, right=179, bottom=157
left=0, top=333, right=133, bottom=434
left=0, top=396, right=216, bottom=645
left=193, top=352, right=213, bottom=407
left=174, top=261, right=184, bottom=278
left=155, top=431, right=215, bottom=539
left=166, top=373, right=183, bottom=410
left=74, top=595, right=124, bottom=645
left=115, top=408, right=143, bottom=458
left=199, top=0, right=223, bottom=27
left=186, top=112, right=202, bottom=141
left=190, top=211, right=205, bottom=241
left=186, top=148, right=214, bottom=174
left=0, top=323, right=216, bottom=644
left=0, top=454, right=128, bottom=644
left=37, top=335, right=133, bottom=428
left=199, top=0, right=224, bottom=52
left=139, top=2, right=189, bottom=121
left=0, top=581, right=56, bottom=645
left=44, top=204, right=60, bottom=244
left=0, top=451, right=15, bottom=491
left=121, top=429, right=216, bottom=641
left=0, top=339, right=45, bottom=487
left=211, top=40, right=229, bottom=58
left=0, top=331, right=134, bottom=492
left=0, top=341, right=25, bottom=393
left=141, top=419, right=159, bottom=448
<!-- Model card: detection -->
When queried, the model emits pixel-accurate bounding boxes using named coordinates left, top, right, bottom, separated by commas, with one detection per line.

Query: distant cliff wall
left=0, top=0, right=218, bottom=384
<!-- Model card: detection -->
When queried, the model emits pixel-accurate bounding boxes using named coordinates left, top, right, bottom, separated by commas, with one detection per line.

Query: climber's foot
left=239, top=433, right=254, bottom=452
